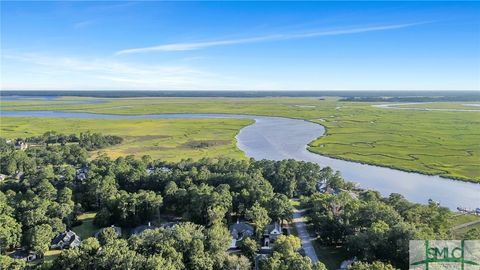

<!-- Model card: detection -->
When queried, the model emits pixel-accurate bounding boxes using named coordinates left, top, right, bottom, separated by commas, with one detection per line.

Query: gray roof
left=265, top=223, right=281, bottom=234
left=229, top=223, right=254, bottom=234
left=229, top=222, right=254, bottom=240
left=131, top=224, right=155, bottom=235
left=51, top=230, right=81, bottom=249
left=9, top=250, right=38, bottom=261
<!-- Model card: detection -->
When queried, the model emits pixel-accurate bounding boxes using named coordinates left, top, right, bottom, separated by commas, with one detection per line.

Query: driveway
left=292, top=207, right=319, bottom=263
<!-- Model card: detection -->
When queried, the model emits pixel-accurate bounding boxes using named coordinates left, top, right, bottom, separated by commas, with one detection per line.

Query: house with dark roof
left=131, top=222, right=155, bottom=235
left=15, top=140, right=28, bottom=150
left=316, top=179, right=328, bottom=192
left=9, top=250, right=39, bottom=262
left=229, top=221, right=254, bottom=249
left=76, top=167, right=88, bottom=181
left=50, top=230, right=81, bottom=250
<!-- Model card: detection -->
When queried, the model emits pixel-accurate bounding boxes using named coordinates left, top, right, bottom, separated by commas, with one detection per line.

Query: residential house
left=228, top=221, right=254, bottom=249
left=160, top=221, right=179, bottom=229
left=15, top=140, right=28, bottom=150
left=146, top=166, right=171, bottom=175
left=263, top=222, right=282, bottom=247
left=340, top=258, right=356, bottom=269
left=94, top=225, right=123, bottom=238
left=9, top=250, right=39, bottom=262
left=159, top=166, right=172, bottom=173
left=131, top=222, right=155, bottom=235
left=316, top=180, right=327, bottom=192
left=14, top=171, right=24, bottom=181
left=76, top=167, right=88, bottom=181
left=316, top=180, right=340, bottom=195
left=50, top=230, right=81, bottom=250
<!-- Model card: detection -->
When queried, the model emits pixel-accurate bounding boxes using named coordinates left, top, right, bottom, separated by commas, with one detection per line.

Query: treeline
left=3, top=90, right=479, bottom=98
left=23, top=131, right=123, bottom=150
left=77, top=157, right=326, bottom=229
left=303, top=188, right=480, bottom=269
left=1, top=138, right=332, bottom=269
left=55, top=223, right=233, bottom=270
left=0, top=131, right=122, bottom=176
left=340, top=95, right=480, bottom=102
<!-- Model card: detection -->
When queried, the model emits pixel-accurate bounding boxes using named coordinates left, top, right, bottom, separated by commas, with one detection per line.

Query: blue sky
left=1, top=1, right=479, bottom=90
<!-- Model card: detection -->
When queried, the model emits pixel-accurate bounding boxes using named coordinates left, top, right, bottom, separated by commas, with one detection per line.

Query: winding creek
left=1, top=110, right=479, bottom=210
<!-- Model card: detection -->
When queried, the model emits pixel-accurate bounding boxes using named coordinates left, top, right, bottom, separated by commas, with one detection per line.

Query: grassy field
left=1, top=97, right=479, bottom=182
left=0, top=116, right=252, bottom=161
left=72, top=212, right=99, bottom=239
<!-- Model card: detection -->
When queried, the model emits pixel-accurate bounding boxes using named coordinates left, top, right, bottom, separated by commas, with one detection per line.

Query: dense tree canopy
left=0, top=134, right=463, bottom=270
left=304, top=181, right=455, bottom=269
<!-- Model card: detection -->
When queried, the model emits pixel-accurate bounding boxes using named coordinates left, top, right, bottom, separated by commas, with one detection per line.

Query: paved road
left=292, top=207, right=319, bottom=263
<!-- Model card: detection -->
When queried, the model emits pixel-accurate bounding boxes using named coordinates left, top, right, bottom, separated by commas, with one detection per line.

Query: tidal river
left=1, top=110, right=479, bottom=210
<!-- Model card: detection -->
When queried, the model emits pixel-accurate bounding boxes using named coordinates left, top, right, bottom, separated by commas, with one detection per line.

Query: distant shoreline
left=1, top=90, right=479, bottom=99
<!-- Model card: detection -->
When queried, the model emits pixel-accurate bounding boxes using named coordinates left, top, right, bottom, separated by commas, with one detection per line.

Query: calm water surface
left=1, top=110, right=479, bottom=210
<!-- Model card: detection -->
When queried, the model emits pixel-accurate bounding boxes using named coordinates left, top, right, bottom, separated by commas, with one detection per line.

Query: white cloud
left=116, top=22, right=428, bottom=55
left=1, top=52, right=276, bottom=90
left=73, top=20, right=95, bottom=29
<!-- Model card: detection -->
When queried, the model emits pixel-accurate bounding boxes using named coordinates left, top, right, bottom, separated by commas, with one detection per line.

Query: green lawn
left=315, top=244, right=349, bottom=270
left=43, top=250, right=62, bottom=261
left=72, top=212, right=98, bottom=239
left=452, top=223, right=480, bottom=238
left=450, top=213, right=480, bottom=238
left=1, top=97, right=479, bottom=182
left=304, top=221, right=348, bottom=270
left=450, top=214, right=480, bottom=228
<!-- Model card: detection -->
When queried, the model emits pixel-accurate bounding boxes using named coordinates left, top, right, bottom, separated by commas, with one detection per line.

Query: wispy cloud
left=1, top=52, right=270, bottom=90
left=116, top=22, right=428, bottom=55
left=73, top=20, right=95, bottom=29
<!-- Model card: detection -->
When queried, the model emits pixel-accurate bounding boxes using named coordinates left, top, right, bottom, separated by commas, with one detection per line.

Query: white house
left=262, top=222, right=283, bottom=247
left=50, top=230, right=81, bottom=250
